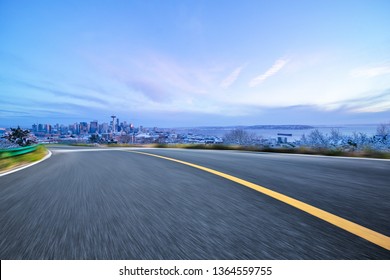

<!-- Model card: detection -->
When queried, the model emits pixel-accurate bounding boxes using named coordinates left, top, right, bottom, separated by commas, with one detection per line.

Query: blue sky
left=1, top=0, right=390, bottom=127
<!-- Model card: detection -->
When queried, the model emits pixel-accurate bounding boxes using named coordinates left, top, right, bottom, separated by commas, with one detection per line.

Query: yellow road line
left=128, top=150, right=390, bottom=250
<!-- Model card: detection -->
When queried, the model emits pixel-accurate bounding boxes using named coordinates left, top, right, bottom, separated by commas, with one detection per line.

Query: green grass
left=0, top=145, right=49, bottom=173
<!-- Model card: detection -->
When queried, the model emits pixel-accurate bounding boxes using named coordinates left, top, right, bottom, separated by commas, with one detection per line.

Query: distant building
left=68, top=123, right=79, bottom=135
left=99, top=123, right=109, bottom=134
left=89, top=120, right=98, bottom=133
left=110, top=115, right=116, bottom=133
left=101, top=132, right=112, bottom=141
left=38, top=124, right=44, bottom=132
left=79, top=122, right=88, bottom=135
left=60, top=125, right=68, bottom=135
left=116, top=118, right=120, bottom=132
left=45, top=124, right=52, bottom=134
left=277, top=133, right=292, bottom=144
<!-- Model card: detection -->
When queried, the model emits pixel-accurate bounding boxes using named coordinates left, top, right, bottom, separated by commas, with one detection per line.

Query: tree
left=118, top=134, right=132, bottom=144
left=223, top=128, right=256, bottom=145
left=303, top=129, right=329, bottom=148
left=89, top=134, right=101, bottom=143
left=329, top=128, right=343, bottom=147
left=1, top=126, right=36, bottom=147
left=376, top=123, right=389, bottom=138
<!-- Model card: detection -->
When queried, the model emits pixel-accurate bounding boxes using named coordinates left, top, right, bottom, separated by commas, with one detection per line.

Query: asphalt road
left=0, top=147, right=389, bottom=259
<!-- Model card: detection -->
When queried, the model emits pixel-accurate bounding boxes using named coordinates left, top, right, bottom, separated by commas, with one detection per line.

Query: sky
left=1, top=0, right=390, bottom=128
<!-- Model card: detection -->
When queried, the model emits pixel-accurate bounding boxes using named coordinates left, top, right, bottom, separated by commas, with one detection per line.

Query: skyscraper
left=89, top=120, right=98, bottom=133
left=111, top=115, right=116, bottom=133
left=79, top=122, right=88, bottom=134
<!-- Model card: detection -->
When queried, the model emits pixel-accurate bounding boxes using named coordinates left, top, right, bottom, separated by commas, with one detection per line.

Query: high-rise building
left=111, top=115, right=116, bottom=133
left=45, top=124, right=52, bottom=133
left=99, top=123, right=109, bottom=134
left=60, top=125, right=68, bottom=135
left=89, top=120, right=98, bottom=133
left=79, top=122, right=88, bottom=134
left=69, top=123, right=79, bottom=135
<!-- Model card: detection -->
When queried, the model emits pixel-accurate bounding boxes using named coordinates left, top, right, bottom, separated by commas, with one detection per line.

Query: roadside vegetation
left=1, top=126, right=37, bottom=147
left=153, top=123, right=390, bottom=159
left=0, top=127, right=48, bottom=173
left=68, top=143, right=142, bottom=148
left=152, top=143, right=390, bottom=159
left=0, top=145, right=49, bottom=173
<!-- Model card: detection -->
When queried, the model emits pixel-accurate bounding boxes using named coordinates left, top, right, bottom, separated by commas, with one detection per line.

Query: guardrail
left=0, top=145, right=39, bottom=159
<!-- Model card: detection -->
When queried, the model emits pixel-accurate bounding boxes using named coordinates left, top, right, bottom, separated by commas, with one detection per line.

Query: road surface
left=0, top=146, right=389, bottom=259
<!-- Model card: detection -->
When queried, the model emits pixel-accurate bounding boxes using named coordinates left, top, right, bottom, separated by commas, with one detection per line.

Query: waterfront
left=175, top=124, right=381, bottom=141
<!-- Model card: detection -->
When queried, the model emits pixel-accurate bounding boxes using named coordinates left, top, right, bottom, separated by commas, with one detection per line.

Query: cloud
left=146, top=54, right=208, bottom=94
left=129, top=79, right=169, bottom=102
left=320, top=89, right=390, bottom=113
left=220, top=66, right=244, bottom=88
left=345, top=90, right=390, bottom=113
left=84, top=51, right=208, bottom=98
left=350, top=65, right=390, bottom=78
left=15, top=80, right=107, bottom=106
left=249, top=58, right=289, bottom=87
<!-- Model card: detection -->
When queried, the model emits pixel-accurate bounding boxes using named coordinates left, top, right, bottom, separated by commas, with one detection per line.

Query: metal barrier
left=0, top=145, right=39, bottom=159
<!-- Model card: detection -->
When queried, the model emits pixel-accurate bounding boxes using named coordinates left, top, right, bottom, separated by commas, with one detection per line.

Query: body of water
left=174, top=124, right=381, bottom=141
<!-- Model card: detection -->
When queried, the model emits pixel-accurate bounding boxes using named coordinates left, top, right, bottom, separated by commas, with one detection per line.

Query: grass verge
left=0, top=145, right=49, bottom=173
left=68, top=143, right=145, bottom=148
left=152, top=143, right=390, bottom=159
left=45, top=142, right=390, bottom=159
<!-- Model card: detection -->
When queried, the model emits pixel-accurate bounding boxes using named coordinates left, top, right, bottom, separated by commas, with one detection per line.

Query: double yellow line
left=128, top=150, right=390, bottom=251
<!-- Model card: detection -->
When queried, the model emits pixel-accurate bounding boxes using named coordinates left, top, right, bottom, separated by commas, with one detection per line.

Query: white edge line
left=148, top=147, right=390, bottom=162
left=248, top=150, right=390, bottom=161
left=0, top=150, right=52, bottom=177
left=47, top=146, right=390, bottom=161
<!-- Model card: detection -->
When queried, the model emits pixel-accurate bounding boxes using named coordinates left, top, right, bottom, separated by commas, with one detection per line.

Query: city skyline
left=1, top=0, right=390, bottom=127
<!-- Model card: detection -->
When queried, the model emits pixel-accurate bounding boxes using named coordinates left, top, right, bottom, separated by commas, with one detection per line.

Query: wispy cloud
left=84, top=51, right=209, bottom=101
left=345, top=90, right=390, bottom=113
left=14, top=80, right=107, bottom=106
left=220, top=66, right=244, bottom=88
left=350, top=65, right=390, bottom=78
left=128, top=79, right=169, bottom=102
left=249, top=58, right=289, bottom=87
left=320, top=89, right=390, bottom=113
